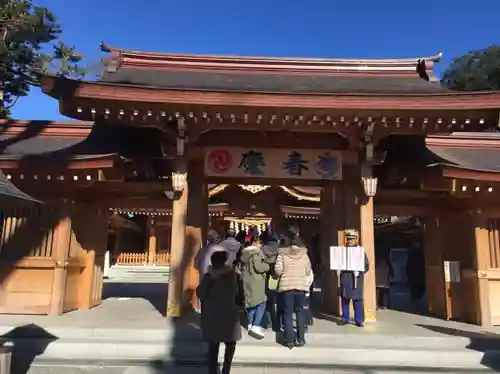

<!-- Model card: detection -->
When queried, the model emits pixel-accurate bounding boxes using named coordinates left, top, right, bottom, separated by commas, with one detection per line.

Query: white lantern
left=171, top=171, right=187, bottom=192
left=362, top=176, right=378, bottom=197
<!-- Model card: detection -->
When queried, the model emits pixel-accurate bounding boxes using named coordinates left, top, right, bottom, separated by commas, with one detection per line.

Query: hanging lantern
left=171, top=171, right=187, bottom=192
left=362, top=176, right=378, bottom=197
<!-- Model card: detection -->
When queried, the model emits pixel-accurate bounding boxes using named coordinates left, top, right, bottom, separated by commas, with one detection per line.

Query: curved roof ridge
left=100, top=43, right=442, bottom=71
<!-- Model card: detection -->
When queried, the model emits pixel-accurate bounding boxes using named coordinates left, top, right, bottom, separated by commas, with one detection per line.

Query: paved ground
left=1, top=294, right=499, bottom=339
left=2, top=278, right=500, bottom=374
left=20, top=366, right=494, bottom=374
left=0, top=273, right=494, bottom=339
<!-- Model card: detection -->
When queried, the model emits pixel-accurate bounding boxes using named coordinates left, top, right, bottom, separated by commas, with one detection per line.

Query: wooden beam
left=0, top=157, right=117, bottom=171
left=375, top=204, right=439, bottom=216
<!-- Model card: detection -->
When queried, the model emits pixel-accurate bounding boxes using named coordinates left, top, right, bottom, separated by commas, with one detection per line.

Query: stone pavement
left=2, top=285, right=500, bottom=373
left=0, top=277, right=498, bottom=339
left=2, top=296, right=500, bottom=337
left=20, top=366, right=496, bottom=374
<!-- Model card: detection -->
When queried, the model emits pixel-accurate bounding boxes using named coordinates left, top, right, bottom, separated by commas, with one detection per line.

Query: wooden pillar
left=473, top=212, right=491, bottom=326
left=320, top=184, right=338, bottom=314
left=184, top=160, right=208, bottom=310
left=167, top=177, right=188, bottom=317
left=113, top=228, right=121, bottom=263
left=360, top=195, right=376, bottom=323
left=73, top=206, right=108, bottom=310
left=423, top=215, right=446, bottom=318
left=103, top=249, right=111, bottom=278
left=342, top=165, right=376, bottom=322
left=147, top=217, right=157, bottom=265
left=436, top=210, right=484, bottom=324
left=49, top=211, right=71, bottom=316
left=271, top=208, right=285, bottom=234
left=167, top=159, right=207, bottom=316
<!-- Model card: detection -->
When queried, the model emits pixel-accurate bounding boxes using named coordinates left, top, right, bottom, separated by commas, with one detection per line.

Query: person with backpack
left=197, top=250, right=243, bottom=374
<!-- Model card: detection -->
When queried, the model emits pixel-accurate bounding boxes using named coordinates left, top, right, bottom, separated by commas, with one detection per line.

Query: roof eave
left=0, top=154, right=120, bottom=170
left=426, top=133, right=500, bottom=150
left=441, top=165, right=500, bottom=182
left=41, top=76, right=500, bottom=112
left=102, top=45, right=443, bottom=65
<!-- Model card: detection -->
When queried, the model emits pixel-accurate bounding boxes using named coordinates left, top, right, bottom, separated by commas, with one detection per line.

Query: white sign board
left=330, top=246, right=365, bottom=272
left=444, top=261, right=461, bottom=283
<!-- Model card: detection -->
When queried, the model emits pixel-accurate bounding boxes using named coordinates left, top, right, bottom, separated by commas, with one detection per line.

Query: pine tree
left=442, top=45, right=500, bottom=91
left=0, top=0, right=85, bottom=118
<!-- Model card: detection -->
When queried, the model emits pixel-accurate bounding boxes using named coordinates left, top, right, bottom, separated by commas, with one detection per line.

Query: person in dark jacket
left=219, top=228, right=242, bottom=267
left=338, top=230, right=369, bottom=328
left=197, top=250, right=243, bottom=374
left=260, top=230, right=281, bottom=331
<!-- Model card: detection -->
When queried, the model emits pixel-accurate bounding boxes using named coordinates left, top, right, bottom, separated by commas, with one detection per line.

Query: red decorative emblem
left=207, top=149, right=233, bottom=174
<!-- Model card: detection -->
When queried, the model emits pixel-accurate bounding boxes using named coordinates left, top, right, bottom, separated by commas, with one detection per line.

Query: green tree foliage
left=0, top=0, right=85, bottom=118
left=442, top=45, right=500, bottom=91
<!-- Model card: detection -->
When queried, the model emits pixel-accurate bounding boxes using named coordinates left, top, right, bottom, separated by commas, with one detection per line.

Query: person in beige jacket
left=274, top=226, right=312, bottom=349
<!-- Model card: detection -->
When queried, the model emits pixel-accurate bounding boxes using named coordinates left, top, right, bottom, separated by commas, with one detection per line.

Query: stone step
left=1, top=325, right=500, bottom=370
left=12, top=338, right=499, bottom=371
left=107, top=276, right=170, bottom=280
left=1, top=325, right=498, bottom=351
left=106, top=269, right=170, bottom=281
left=109, top=266, right=170, bottom=272
left=28, top=363, right=496, bottom=374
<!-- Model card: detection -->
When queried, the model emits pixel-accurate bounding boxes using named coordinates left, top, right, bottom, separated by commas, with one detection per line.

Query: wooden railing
left=153, top=253, right=170, bottom=265
left=115, top=252, right=171, bottom=266
left=116, top=253, right=147, bottom=266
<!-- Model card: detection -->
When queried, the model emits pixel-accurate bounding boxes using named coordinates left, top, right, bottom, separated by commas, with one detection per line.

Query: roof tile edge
left=426, top=132, right=500, bottom=149
left=100, top=43, right=442, bottom=74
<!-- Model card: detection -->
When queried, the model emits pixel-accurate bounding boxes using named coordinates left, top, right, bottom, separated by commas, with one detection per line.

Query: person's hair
left=263, top=231, right=279, bottom=244
left=286, top=225, right=299, bottom=240
left=226, top=228, right=236, bottom=238
left=207, top=229, right=220, bottom=245
left=211, top=251, right=228, bottom=268
left=279, top=234, right=291, bottom=247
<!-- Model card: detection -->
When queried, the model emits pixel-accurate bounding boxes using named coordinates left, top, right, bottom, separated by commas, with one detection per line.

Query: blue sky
left=12, top=0, right=499, bottom=120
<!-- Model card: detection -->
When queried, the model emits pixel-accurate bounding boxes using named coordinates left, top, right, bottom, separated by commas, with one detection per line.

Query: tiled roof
left=427, top=145, right=500, bottom=173
left=0, top=124, right=165, bottom=160
left=101, top=69, right=449, bottom=94
left=0, top=169, right=40, bottom=203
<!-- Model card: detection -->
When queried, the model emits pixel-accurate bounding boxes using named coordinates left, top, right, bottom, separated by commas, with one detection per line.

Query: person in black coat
left=338, top=230, right=369, bottom=327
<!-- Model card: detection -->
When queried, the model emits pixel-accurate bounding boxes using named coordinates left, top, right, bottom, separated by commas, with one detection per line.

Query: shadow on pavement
left=417, top=323, right=500, bottom=372
left=0, top=324, right=58, bottom=374
left=102, top=282, right=168, bottom=316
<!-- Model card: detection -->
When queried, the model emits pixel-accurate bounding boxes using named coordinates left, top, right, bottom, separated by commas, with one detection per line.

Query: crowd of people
left=194, top=225, right=314, bottom=374
left=195, top=225, right=371, bottom=374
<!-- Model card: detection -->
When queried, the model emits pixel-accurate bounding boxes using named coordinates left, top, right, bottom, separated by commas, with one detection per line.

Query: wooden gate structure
left=0, top=203, right=107, bottom=315
left=0, top=47, right=500, bottom=324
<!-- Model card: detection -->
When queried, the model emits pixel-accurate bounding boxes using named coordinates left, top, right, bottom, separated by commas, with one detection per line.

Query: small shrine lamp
left=170, top=116, right=187, bottom=193
left=171, top=171, right=187, bottom=192
left=361, top=164, right=378, bottom=198
left=362, top=176, right=378, bottom=197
